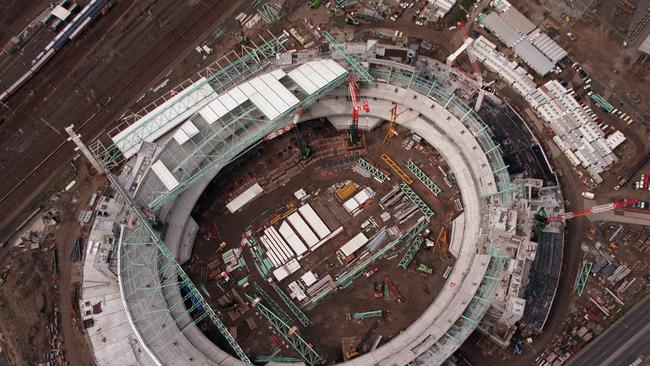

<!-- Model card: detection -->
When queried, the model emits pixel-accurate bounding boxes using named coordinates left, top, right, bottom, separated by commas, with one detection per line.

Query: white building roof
left=298, top=203, right=331, bottom=239
left=225, top=183, right=263, bottom=213
left=340, top=232, right=369, bottom=257
left=150, top=160, right=179, bottom=190
left=287, top=212, right=319, bottom=248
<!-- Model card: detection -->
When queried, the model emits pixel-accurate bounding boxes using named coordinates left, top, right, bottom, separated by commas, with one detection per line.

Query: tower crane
left=384, top=104, right=407, bottom=143
left=534, top=199, right=638, bottom=236
left=347, top=75, right=369, bottom=147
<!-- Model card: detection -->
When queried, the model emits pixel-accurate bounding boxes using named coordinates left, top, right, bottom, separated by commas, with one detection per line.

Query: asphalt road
left=568, top=296, right=650, bottom=366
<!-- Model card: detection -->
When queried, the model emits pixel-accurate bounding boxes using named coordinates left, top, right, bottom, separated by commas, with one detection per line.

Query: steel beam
left=399, top=183, right=435, bottom=218
left=406, top=160, right=442, bottom=196
left=253, top=300, right=322, bottom=366
left=398, top=236, right=424, bottom=269
left=357, top=158, right=389, bottom=182
left=272, top=284, right=312, bottom=327
left=323, top=31, right=373, bottom=82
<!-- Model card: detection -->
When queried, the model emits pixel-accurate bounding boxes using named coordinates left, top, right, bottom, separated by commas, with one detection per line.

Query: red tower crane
left=545, top=199, right=639, bottom=223
left=347, top=75, right=369, bottom=147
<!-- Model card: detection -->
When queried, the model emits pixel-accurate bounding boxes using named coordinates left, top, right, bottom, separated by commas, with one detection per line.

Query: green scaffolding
left=357, top=157, right=389, bottom=182
left=406, top=160, right=442, bottom=196
left=574, top=260, right=593, bottom=297
left=398, top=236, right=424, bottom=269
left=399, top=183, right=435, bottom=218
left=272, top=284, right=312, bottom=327
left=252, top=298, right=322, bottom=366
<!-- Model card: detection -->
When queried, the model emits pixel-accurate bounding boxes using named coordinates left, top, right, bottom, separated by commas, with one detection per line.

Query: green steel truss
left=406, top=160, right=442, bottom=196
left=138, top=69, right=349, bottom=210
left=353, top=310, right=383, bottom=319
left=256, top=2, right=283, bottom=23
left=574, top=260, right=593, bottom=297
left=252, top=299, right=322, bottom=366
left=357, top=157, right=388, bottom=182
left=272, top=284, right=312, bottom=327
left=304, top=217, right=429, bottom=310
left=398, top=236, right=424, bottom=269
left=323, top=32, right=374, bottom=83
left=399, top=183, right=435, bottom=218
left=252, top=282, right=293, bottom=325
left=109, top=173, right=252, bottom=366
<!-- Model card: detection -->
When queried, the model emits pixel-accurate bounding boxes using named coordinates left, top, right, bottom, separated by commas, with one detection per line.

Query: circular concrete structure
left=119, top=58, right=511, bottom=366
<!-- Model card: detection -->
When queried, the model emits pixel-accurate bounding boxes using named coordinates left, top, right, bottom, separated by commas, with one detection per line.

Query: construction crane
left=292, top=107, right=312, bottom=160
left=347, top=75, right=369, bottom=147
left=346, top=320, right=379, bottom=359
left=384, top=104, right=406, bottom=143
left=383, top=275, right=402, bottom=303
left=534, top=199, right=639, bottom=236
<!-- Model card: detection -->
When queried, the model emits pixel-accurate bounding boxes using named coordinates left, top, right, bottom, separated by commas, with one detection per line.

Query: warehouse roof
left=501, top=7, right=535, bottom=35
left=513, top=39, right=555, bottom=76
left=482, top=12, right=525, bottom=47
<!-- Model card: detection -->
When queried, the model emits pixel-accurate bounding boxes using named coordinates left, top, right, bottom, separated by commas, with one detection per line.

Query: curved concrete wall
left=122, top=70, right=501, bottom=366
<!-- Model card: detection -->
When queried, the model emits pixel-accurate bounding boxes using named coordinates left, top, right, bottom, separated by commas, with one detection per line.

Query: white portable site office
left=298, top=203, right=331, bottom=239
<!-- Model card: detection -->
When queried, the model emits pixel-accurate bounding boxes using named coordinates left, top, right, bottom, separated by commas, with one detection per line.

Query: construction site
left=0, top=0, right=649, bottom=365
left=184, top=118, right=459, bottom=362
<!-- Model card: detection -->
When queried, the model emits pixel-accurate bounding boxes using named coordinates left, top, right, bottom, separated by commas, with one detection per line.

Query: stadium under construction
left=73, top=31, right=543, bottom=366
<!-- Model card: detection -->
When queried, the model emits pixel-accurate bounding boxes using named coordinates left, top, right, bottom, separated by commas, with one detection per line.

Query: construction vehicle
left=544, top=22, right=559, bottom=30
left=345, top=14, right=361, bottom=26
left=347, top=75, right=369, bottom=147
left=373, top=281, right=384, bottom=298
left=416, top=264, right=433, bottom=274
left=346, top=320, right=379, bottom=359
left=383, top=275, right=403, bottom=303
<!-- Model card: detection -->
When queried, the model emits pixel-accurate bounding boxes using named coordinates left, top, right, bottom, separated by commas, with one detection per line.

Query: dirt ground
left=183, top=120, right=459, bottom=363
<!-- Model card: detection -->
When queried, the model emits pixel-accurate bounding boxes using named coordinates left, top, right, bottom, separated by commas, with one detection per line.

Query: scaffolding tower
left=574, top=260, right=593, bottom=297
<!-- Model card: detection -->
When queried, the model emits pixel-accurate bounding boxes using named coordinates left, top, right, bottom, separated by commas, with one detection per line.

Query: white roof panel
left=250, top=77, right=288, bottom=113
left=198, top=105, right=219, bottom=124
left=298, top=203, right=331, bottom=239
left=287, top=212, right=319, bottom=248
left=272, top=266, right=290, bottom=281
left=278, top=222, right=309, bottom=257
left=180, top=121, right=199, bottom=138
left=262, top=233, right=290, bottom=263
left=173, top=129, right=191, bottom=145
left=299, top=64, right=328, bottom=88
left=225, top=183, right=264, bottom=213
left=260, top=74, right=300, bottom=108
left=266, top=226, right=298, bottom=259
left=151, top=160, right=179, bottom=191
left=208, top=99, right=229, bottom=119
left=260, top=235, right=283, bottom=267
left=271, top=68, right=287, bottom=79
left=228, top=87, right=248, bottom=104
left=322, top=59, right=348, bottom=77
left=288, top=68, right=319, bottom=95
left=309, top=61, right=337, bottom=82
left=239, top=82, right=281, bottom=120
left=218, top=93, right=239, bottom=112
left=277, top=222, right=308, bottom=256
left=340, top=232, right=369, bottom=257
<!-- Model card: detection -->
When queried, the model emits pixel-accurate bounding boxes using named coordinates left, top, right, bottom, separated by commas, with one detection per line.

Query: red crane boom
left=546, top=199, right=638, bottom=223
left=347, top=75, right=369, bottom=146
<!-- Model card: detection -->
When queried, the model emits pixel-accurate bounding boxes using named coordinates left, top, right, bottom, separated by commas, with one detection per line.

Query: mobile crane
left=347, top=75, right=369, bottom=147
